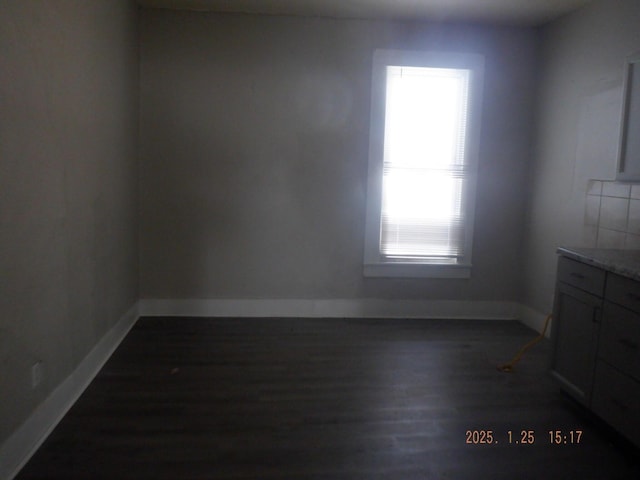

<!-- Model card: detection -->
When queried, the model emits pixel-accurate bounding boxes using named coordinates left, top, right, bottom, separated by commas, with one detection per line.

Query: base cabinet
left=552, top=255, right=640, bottom=448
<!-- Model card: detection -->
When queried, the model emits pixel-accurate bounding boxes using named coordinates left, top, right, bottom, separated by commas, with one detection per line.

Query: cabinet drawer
left=600, top=302, right=640, bottom=381
left=605, top=273, right=640, bottom=313
left=557, top=256, right=606, bottom=296
left=592, top=361, right=640, bottom=447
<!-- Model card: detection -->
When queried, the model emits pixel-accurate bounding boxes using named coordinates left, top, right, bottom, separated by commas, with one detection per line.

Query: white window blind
left=380, top=65, right=471, bottom=260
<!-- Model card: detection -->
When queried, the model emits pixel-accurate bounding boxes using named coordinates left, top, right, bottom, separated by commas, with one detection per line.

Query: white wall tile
left=627, top=199, right=640, bottom=235
left=597, top=228, right=626, bottom=248
left=599, top=196, right=629, bottom=231
left=602, top=181, right=631, bottom=198
left=582, top=225, right=598, bottom=247
left=584, top=194, right=601, bottom=226
left=587, top=180, right=603, bottom=195
left=625, top=233, right=640, bottom=249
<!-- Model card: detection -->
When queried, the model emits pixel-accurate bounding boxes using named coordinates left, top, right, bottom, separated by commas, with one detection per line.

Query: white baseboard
left=0, top=302, right=139, bottom=480
left=138, top=298, right=522, bottom=320
left=519, top=304, right=553, bottom=337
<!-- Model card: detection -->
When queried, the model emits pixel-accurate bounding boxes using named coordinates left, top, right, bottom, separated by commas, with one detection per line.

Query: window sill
left=363, top=262, right=472, bottom=279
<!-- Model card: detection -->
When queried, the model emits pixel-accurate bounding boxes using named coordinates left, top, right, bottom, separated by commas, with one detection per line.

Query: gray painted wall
left=0, top=1, right=139, bottom=444
left=522, top=0, right=640, bottom=314
left=139, top=11, right=539, bottom=302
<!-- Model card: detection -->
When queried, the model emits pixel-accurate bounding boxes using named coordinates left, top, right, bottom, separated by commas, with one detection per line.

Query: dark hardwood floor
left=16, top=317, right=640, bottom=479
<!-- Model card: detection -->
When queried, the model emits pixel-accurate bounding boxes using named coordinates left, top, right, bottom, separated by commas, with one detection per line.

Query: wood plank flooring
left=15, top=317, right=640, bottom=479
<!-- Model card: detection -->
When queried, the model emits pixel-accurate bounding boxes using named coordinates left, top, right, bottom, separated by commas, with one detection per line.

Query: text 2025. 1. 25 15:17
left=466, top=430, right=583, bottom=445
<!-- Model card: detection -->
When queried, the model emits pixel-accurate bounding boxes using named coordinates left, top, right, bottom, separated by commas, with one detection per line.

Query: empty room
left=2, top=0, right=640, bottom=478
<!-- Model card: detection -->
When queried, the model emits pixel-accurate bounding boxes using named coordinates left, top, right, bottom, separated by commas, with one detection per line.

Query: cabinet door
left=592, top=361, right=640, bottom=447
left=551, top=282, right=602, bottom=406
left=600, top=301, right=640, bottom=381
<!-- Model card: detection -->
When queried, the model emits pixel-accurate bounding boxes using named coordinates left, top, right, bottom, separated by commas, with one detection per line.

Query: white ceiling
left=136, top=0, right=595, bottom=26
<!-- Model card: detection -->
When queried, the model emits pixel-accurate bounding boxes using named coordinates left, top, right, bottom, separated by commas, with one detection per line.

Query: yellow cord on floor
left=497, top=314, right=553, bottom=373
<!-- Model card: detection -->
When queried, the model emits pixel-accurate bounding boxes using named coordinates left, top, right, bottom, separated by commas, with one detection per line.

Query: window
left=363, top=50, right=484, bottom=278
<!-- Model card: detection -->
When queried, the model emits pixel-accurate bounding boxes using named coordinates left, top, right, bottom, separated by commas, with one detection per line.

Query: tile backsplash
left=585, top=180, right=640, bottom=249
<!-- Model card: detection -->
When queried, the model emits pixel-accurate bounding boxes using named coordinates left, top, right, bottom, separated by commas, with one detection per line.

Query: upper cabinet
left=616, top=53, right=640, bottom=181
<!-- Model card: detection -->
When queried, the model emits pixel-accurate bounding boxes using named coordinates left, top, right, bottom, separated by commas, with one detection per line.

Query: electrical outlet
left=31, top=361, right=43, bottom=388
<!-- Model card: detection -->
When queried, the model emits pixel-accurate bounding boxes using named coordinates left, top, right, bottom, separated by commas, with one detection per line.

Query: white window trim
left=363, top=49, right=485, bottom=279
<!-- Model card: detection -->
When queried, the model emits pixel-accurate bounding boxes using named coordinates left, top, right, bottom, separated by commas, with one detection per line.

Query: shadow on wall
left=139, top=63, right=366, bottom=298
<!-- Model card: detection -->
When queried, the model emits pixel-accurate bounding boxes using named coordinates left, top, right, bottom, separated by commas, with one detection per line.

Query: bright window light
left=380, top=66, right=470, bottom=259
